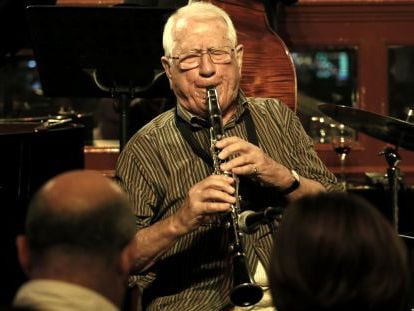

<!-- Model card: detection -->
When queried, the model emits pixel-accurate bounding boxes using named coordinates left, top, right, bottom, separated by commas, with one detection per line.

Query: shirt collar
left=13, top=279, right=119, bottom=311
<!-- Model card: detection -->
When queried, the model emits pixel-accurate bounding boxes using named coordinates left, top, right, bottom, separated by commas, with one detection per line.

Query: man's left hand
left=216, top=136, right=293, bottom=189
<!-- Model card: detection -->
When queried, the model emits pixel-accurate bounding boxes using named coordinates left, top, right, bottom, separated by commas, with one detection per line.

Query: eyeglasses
left=168, top=47, right=235, bottom=70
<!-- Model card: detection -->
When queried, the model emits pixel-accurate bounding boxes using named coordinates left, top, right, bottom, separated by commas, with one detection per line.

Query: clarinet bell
left=230, top=254, right=263, bottom=307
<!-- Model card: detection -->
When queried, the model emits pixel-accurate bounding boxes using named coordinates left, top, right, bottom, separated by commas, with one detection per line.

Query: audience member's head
left=269, top=192, right=409, bottom=311
left=15, top=170, right=137, bottom=309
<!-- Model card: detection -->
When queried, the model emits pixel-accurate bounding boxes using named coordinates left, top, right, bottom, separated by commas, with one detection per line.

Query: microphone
left=238, top=207, right=283, bottom=234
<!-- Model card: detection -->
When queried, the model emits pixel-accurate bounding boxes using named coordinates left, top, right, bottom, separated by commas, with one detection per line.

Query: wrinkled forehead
left=173, top=17, right=231, bottom=53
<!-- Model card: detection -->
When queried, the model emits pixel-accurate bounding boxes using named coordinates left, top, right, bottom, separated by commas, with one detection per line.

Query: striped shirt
left=115, top=91, right=341, bottom=310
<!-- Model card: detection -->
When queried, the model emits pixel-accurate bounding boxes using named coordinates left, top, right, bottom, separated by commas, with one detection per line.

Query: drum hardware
left=318, top=104, right=414, bottom=152
left=318, top=103, right=414, bottom=232
left=379, top=147, right=402, bottom=231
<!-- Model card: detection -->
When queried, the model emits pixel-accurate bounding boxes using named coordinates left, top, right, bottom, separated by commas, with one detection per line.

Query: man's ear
left=161, top=56, right=173, bottom=80
left=16, top=235, right=31, bottom=276
left=235, top=44, right=244, bottom=75
left=161, top=56, right=174, bottom=89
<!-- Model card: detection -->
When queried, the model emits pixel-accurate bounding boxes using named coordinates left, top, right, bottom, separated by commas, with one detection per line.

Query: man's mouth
left=196, top=85, right=219, bottom=99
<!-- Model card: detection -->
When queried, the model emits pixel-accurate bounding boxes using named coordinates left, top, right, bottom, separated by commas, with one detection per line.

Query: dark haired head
left=269, top=192, right=409, bottom=311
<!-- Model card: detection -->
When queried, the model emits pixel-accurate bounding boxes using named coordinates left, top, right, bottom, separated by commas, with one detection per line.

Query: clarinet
left=207, top=86, right=263, bottom=307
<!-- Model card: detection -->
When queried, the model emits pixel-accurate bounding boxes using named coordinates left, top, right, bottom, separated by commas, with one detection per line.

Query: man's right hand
left=172, top=174, right=236, bottom=234
left=132, top=174, right=236, bottom=272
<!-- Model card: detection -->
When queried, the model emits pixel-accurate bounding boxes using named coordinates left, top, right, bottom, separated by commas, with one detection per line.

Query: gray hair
left=162, top=2, right=238, bottom=56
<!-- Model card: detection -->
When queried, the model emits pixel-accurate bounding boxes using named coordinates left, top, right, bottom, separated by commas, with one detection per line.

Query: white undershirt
left=13, top=279, right=119, bottom=311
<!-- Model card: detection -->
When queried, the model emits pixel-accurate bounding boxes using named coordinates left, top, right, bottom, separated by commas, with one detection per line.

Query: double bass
left=209, top=0, right=297, bottom=110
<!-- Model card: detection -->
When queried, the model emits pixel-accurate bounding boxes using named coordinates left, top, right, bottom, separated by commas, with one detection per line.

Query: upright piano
left=0, top=122, right=84, bottom=304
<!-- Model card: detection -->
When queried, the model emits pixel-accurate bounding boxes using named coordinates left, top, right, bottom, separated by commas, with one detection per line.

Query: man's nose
left=198, top=53, right=216, bottom=77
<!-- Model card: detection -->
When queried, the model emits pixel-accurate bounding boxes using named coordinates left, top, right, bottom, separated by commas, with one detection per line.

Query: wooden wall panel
left=278, top=0, right=414, bottom=183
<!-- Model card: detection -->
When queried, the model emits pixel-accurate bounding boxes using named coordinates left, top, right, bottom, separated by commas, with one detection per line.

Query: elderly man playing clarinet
left=116, top=2, right=342, bottom=310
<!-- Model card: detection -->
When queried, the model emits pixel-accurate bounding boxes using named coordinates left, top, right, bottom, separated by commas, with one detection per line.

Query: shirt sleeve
left=267, top=99, right=344, bottom=192
left=115, top=133, right=163, bottom=289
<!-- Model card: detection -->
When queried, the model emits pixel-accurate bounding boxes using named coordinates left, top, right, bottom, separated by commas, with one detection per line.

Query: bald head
left=24, top=170, right=136, bottom=264
left=16, top=171, right=137, bottom=307
left=38, top=170, right=125, bottom=214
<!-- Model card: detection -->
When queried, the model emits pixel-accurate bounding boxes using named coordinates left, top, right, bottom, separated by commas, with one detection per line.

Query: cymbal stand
left=379, top=146, right=401, bottom=232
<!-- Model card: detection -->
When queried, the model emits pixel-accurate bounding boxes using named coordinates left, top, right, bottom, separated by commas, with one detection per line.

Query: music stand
left=26, top=4, right=174, bottom=149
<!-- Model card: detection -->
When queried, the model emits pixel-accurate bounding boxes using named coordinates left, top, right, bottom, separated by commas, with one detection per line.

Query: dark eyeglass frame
left=168, top=46, right=235, bottom=70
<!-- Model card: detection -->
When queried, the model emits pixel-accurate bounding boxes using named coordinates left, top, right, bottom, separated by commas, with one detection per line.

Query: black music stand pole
left=118, top=93, right=130, bottom=150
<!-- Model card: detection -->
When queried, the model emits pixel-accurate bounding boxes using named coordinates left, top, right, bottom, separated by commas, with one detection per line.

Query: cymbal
left=318, top=103, right=414, bottom=151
